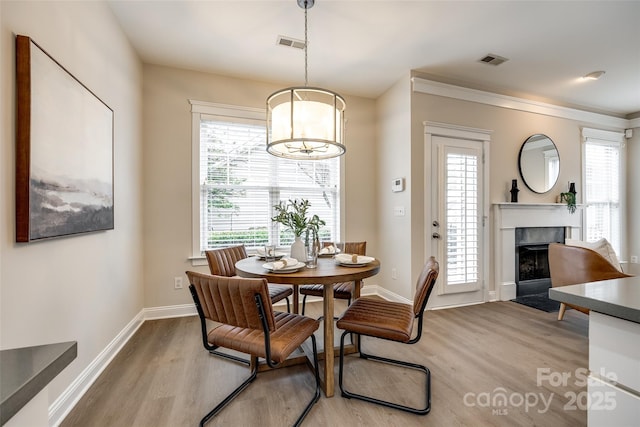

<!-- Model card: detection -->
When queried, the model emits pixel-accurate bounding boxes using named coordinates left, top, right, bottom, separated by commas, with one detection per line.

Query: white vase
left=290, top=236, right=306, bottom=262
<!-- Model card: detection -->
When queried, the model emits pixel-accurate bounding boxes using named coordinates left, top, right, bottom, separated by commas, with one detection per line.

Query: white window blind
left=584, top=138, right=621, bottom=254
left=445, top=152, right=479, bottom=285
left=197, top=113, right=340, bottom=254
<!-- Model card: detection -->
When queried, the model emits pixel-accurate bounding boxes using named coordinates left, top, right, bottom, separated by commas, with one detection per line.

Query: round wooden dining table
left=235, top=256, right=380, bottom=397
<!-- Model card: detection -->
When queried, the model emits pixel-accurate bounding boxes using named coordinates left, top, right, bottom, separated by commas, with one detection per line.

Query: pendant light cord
left=304, top=1, right=308, bottom=87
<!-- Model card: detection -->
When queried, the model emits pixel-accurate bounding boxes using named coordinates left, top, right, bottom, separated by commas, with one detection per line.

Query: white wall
left=0, top=0, right=143, bottom=413
left=142, top=64, right=378, bottom=308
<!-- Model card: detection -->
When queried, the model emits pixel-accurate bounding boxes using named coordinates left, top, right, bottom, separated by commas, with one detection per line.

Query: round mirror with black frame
left=518, top=134, right=560, bottom=194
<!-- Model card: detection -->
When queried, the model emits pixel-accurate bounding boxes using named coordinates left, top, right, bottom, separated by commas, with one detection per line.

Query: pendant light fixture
left=266, top=0, right=346, bottom=160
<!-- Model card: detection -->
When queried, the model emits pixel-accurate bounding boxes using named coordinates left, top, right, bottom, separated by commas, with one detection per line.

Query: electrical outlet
left=391, top=268, right=397, bottom=280
left=631, top=255, right=638, bottom=264
left=174, top=277, right=183, bottom=289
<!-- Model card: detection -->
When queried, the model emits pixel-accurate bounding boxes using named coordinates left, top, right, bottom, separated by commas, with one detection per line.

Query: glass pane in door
left=444, top=150, right=479, bottom=290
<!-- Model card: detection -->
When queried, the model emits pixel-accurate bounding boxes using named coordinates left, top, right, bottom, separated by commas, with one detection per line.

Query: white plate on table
left=262, top=261, right=306, bottom=273
left=335, top=255, right=375, bottom=267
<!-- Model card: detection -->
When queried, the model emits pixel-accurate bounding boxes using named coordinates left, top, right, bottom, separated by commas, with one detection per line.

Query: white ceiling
left=107, top=0, right=640, bottom=117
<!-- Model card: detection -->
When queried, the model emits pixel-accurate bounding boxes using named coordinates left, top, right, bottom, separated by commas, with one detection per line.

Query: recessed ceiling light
left=583, top=70, right=606, bottom=80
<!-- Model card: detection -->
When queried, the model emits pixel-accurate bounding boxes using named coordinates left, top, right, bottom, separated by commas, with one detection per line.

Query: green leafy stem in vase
left=272, top=199, right=326, bottom=238
left=560, top=192, right=577, bottom=214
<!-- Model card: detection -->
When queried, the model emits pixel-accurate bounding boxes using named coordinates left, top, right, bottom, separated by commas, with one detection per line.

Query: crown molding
left=411, top=77, right=630, bottom=130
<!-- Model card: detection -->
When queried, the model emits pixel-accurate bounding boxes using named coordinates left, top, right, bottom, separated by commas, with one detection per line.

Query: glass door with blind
left=430, top=136, right=485, bottom=304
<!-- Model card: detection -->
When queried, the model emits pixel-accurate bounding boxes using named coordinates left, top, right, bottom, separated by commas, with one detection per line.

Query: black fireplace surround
left=515, top=227, right=565, bottom=297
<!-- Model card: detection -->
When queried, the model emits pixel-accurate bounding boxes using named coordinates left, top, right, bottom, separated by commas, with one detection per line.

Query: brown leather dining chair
left=548, top=243, right=632, bottom=320
left=204, top=245, right=294, bottom=364
left=299, top=241, right=367, bottom=315
left=186, top=271, right=320, bottom=427
left=205, top=244, right=293, bottom=312
left=336, top=256, right=439, bottom=415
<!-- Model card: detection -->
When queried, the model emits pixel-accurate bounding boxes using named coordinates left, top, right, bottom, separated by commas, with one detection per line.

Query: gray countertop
left=549, top=276, right=640, bottom=324
left=0, top=341, right=77, bottom=425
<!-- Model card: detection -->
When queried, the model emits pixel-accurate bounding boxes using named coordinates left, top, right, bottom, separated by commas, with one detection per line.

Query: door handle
left=432, top=232, right=441, bottom=239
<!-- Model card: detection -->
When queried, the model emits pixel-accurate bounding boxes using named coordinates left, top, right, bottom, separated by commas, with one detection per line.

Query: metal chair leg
left=293, top=334, right=321, bottom=427
left=208, top=348, right=250, bottom=366
left=199, top=359, right=258, bottom=426
left=202, top=338, right=320, bottom=427
left=338, top=331, right=431, bottom=415
left=301, top=294, right=308, bottom=315
left=285, top=296, right=291, bottom=313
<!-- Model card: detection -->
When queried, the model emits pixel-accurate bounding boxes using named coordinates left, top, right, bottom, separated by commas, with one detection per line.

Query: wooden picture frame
left=15, top=35, right=114, bottom=242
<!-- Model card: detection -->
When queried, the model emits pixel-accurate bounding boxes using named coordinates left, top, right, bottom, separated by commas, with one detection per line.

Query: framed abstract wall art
left=15, top=35, right=114, bottom=242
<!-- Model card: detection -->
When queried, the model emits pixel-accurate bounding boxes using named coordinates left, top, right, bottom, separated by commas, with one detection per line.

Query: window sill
left=189, top=256, right=208, bottom=267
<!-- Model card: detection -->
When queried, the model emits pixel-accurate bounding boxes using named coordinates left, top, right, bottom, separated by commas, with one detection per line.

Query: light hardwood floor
left=61, top=300, right=588, bottom=427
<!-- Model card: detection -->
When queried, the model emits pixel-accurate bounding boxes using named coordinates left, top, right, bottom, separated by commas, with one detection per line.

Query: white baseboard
left=49, top=310, right=145, bottom=426
left=428, top=300, right=486, bottom=310
left=500, top=282, right=516, bottom=301
left=365, top=285, right=486, bottom=311
left=366, top=285, right=411, bottom=304
left=143, top=303, right=196, bottom=320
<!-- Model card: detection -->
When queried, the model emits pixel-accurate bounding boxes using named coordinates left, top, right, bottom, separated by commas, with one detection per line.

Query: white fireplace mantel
left=493, top=203, right=583, bottom=301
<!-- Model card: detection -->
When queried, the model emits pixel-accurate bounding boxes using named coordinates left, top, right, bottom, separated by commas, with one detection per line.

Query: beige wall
left=142, top=64, right=378, bottom=308
left=407, top=89, right=629, bottom=296
left=0, top=0, right=143, bottom=409
left=374, top=75, right=633, bottom=303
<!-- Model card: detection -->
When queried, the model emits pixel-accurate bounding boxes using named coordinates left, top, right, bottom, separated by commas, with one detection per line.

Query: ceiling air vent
left=479, top=53, right=509, bottom=66
left=276, top=35, right=306, bottom=50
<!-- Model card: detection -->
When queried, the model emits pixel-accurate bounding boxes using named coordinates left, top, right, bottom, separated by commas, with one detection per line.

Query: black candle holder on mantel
left=510, top=179, right=520, bottom=203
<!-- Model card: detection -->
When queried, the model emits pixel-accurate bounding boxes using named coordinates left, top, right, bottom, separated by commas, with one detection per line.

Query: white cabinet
left=587, top=312, right=640, bottom=426
left=588, top=377, right=640, bottom=426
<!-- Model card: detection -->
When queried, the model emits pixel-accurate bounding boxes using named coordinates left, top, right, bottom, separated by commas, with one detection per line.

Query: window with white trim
left=583, top=128, right=624, bottom=255
left=191, top=101, right=340, bottom=257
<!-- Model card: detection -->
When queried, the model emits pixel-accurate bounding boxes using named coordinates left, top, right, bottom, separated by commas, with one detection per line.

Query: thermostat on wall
left=392, top=177, right=405, bottom=192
